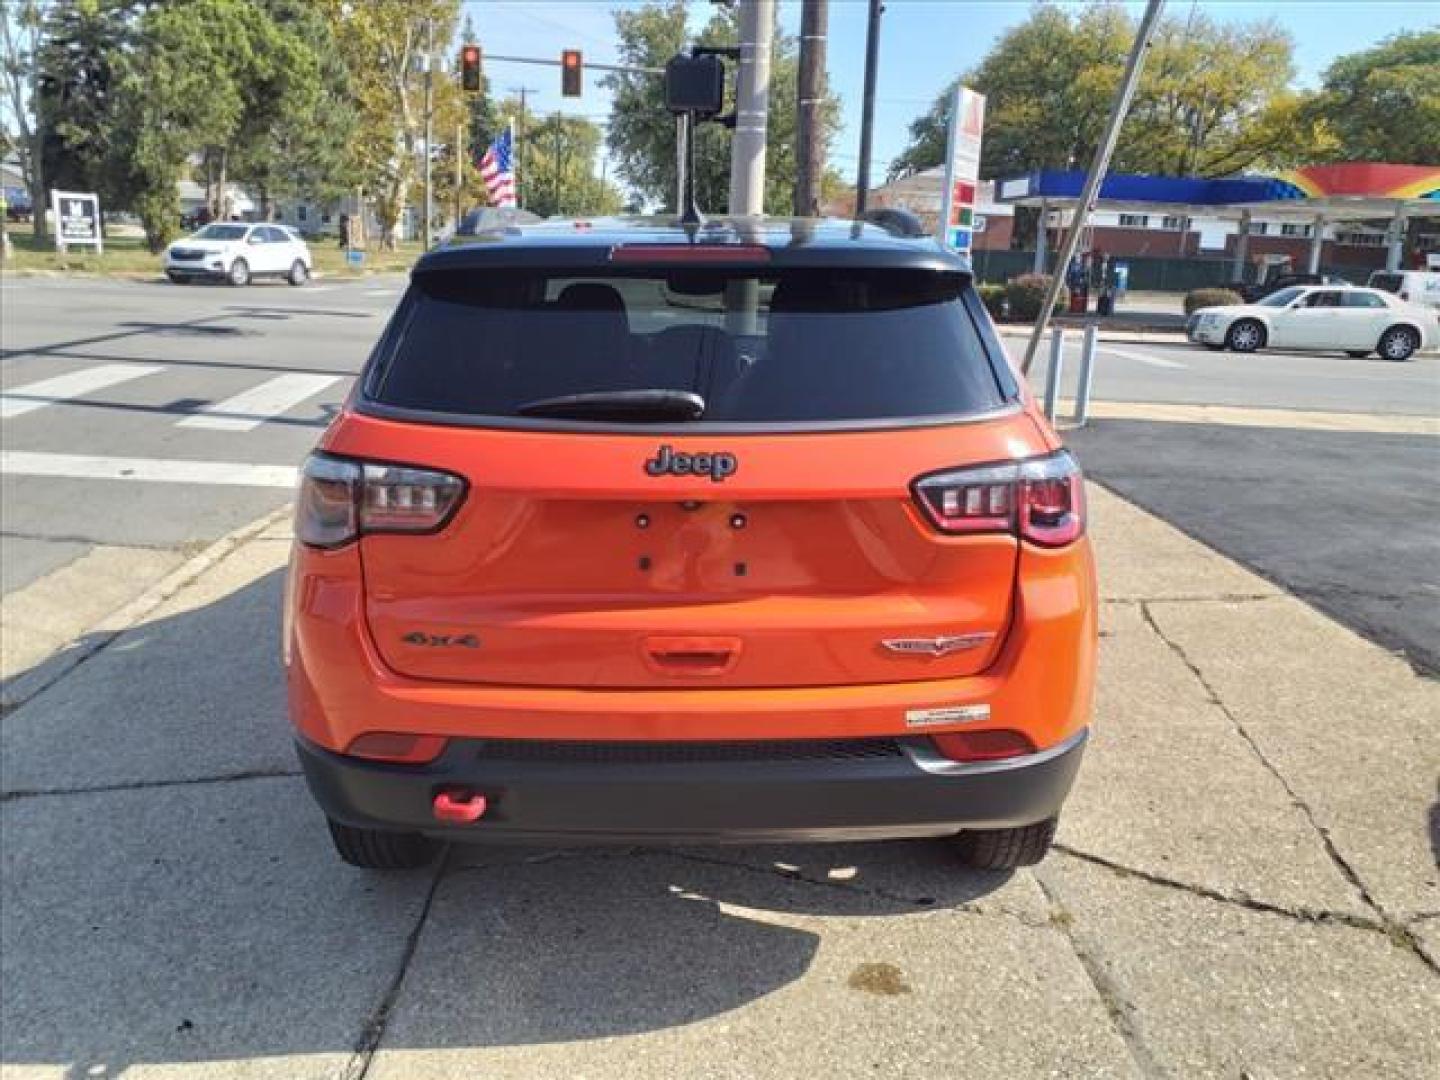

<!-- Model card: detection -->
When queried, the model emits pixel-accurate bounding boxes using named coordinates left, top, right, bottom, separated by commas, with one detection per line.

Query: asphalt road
left=2, top=275, right=398, bottom=591
left=1001, top=327, right=1440, bottom=416
left=999, top=328, right=1440, bottom=677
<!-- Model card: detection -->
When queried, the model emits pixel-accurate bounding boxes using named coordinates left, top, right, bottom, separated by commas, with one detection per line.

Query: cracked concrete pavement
left=2, top=485, right=1437, bottom=1078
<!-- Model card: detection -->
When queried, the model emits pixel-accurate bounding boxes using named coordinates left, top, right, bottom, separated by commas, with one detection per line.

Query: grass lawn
left=0, top=227, right=421, bottom=279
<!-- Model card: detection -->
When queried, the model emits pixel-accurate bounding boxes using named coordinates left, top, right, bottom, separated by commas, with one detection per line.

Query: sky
left=464, top=0, right=1435, bottom=191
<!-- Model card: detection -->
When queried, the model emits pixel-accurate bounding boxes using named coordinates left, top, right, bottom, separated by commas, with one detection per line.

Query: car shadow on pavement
left=1, top=568, right=1013, bottom=1076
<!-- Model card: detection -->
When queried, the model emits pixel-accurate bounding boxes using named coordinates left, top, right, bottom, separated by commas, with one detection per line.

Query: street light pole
left=1020, top=0, right=1165, bottom=375
left=853, top=0, right=883, bottom=216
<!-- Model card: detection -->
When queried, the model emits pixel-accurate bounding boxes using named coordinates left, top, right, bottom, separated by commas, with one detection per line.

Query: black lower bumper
left=297, top=730, right=1087, bottom=844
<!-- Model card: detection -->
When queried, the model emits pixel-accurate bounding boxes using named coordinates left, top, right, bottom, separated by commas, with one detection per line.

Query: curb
left=0, top=506, right=292, bottom=714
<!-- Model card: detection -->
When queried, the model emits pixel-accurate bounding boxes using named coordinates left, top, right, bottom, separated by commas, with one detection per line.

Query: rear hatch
left=345, top=253, right=1044, bottom=690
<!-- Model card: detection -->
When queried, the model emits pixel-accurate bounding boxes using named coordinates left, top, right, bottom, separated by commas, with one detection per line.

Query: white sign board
left=936, top=86, right=985, bottom=253
left=51, top=190, right=103, bottom=254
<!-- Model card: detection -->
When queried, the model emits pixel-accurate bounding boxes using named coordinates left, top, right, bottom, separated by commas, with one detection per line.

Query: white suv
left=164, top=223, right=312, bottom=286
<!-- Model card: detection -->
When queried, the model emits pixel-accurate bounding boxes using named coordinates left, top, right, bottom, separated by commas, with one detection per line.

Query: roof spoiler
left=861, top=208, right=928, bottom=238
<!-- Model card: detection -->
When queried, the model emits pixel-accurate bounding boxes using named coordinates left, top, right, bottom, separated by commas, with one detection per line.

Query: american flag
left=478, top=126, right=517, bottom=208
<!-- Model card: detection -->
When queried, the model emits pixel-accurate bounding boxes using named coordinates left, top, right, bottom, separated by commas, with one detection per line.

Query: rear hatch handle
left=642, top=636, right=743, bottom=676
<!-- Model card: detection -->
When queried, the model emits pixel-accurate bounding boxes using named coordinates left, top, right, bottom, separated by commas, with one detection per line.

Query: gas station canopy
left=996, top=162, right=1440, bottom=222
left=995, top=163, right=1440, bottom=274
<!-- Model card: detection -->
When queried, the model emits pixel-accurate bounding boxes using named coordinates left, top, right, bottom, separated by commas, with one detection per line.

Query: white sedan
left=1186, top=285, right=1436, bottom=361
left=164, top=223, right=312, bottom=286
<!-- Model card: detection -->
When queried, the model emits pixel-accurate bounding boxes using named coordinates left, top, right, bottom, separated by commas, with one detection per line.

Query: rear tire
left=1377, top=326, right=1418, bottom=362
left=1225, top=318, right=1265, bottom=353
left=287, top=259, right=309, bottom=286
left=327, top=819, right=436, bottom=870
left=228, top=257, right=250, bottom=287
left=1345, top=350, right=1370, bottom=358
left=953, top=817, right=1058, bottom=869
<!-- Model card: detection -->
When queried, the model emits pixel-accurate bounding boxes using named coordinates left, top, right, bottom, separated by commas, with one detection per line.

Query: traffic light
left=460, top=45, right=481, bottom=95
left=561, top=49, right=582, bottom=97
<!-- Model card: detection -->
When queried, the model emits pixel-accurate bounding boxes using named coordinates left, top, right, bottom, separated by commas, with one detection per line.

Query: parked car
left=163, top=222, right=311, bottom=285
left=1186, top=285, right=1435, bottom=360
left=286, top=218, right=1098, bottom=871
left=1367, top=269, right=1440, bottom=311
left=1237, top=272, right=1349, bottom=303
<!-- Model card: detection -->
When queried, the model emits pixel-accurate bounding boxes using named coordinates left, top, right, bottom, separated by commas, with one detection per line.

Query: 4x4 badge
left=644, top=444, right=737, bottom=483
left=882, top=633, right=994, bottom=657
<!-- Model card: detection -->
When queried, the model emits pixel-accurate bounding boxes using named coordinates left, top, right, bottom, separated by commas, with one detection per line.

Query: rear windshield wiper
left=516, top=389, right=706, bottom=422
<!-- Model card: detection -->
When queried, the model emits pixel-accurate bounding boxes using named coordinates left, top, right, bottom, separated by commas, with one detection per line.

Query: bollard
left=1074, top=323, right=1099, bottom=426
left=1042, top=327, right=1065, bottom=422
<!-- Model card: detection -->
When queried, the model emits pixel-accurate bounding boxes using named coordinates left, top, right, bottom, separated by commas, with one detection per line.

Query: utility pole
left=422, top=17, right=434, bottom=249
left=1021, top=0, right=1165, bottom=374
left=552, top=115, right=563, bottom=214
left=728, top=0, right=774, bottom=218
left=794, top=0, right=828, bottom=217
left=854, top=0, right=882, bottom=216
left=509, top=85, right=536, bottom=210
left=454, top=119, right=463, bottom=228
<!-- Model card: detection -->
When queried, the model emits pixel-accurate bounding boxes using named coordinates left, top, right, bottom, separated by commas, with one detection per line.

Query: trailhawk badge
left=644, top=445, right=737, bottom=483
left=881, top=633, right=995, bottom=657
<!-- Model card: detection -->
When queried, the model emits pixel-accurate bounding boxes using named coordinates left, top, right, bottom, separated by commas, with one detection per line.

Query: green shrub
left=1184, top=287, right=1243, bottom=315
left=1004, top=273, right=1066, bottom=322
left=977, top=283, right=1006, bottom=320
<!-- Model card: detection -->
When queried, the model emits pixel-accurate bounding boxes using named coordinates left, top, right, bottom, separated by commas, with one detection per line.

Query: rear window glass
left=368, top=268, right=1007, bottom=424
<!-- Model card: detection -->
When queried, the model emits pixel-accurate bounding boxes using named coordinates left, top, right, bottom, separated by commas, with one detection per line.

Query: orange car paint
left=286, top=400, right=1096, bottom=757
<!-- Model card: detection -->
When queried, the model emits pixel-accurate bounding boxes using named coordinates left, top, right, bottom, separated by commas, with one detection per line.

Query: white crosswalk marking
left=0, top=364, right=164, bottom=420
left=1, top=451, right=298, bottom=488
left=178, top=373, right=341, bottom=432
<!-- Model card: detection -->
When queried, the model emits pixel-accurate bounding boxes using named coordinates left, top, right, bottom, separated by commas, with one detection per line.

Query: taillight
left=295, top=453, right=465, bottom=548
left=913, top=450, right=1085, bottom=548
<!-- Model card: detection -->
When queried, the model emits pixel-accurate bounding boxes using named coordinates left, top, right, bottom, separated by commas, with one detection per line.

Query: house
left=863, top=169, right=1015, bottom=250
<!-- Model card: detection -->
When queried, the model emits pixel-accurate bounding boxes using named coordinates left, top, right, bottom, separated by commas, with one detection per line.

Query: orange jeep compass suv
left=285, top=218, right=1096, bottom=871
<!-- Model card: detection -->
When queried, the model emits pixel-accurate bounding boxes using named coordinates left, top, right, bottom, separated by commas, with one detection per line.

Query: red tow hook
left=432, top=790, right=488, bottom=823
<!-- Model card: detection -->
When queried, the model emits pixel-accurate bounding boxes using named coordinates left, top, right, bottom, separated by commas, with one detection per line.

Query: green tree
left=35, top=0, right=139, bottom=208
left=602, top=0, right=838, bottom=214
left=106, top=0, right=230, bottom=250
left=515, top=109, right=623, bottom=217
left=1307, top=30, right=1440, bottom=164
left=319, top=0, right=463, bottom=248
left=230, top=0, right=355, bottom=218
left=599, top=1, right=686, bottom=210
left=890, top=3, right=1330, bottom=181
left=890, top=5, right=1131, bottom=181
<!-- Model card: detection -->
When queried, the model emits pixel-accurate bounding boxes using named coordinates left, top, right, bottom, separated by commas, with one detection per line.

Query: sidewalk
left=2, top=489, right=1436, bottom=1078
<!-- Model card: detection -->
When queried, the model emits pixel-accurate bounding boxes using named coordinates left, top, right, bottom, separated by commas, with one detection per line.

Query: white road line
left=177, top=373, right=341, bottom=432
left=1, top=363, right=164, bottom=420
left=1102, top=345, right=1187, bottom=370
left=1, top=451, right=298, bottom=488
left=364, top=288, right=398, bottom=297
